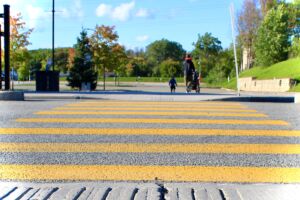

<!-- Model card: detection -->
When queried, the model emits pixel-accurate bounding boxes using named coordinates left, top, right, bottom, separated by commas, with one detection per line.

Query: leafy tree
left=67, top=30, right=98, bottom=90
left=259, top=0, right=279, bottom=16
left=255, top=3, right=297, bottom=66
left=90, top=25, right=124, bottom=78
left=237, top=0, right=262, bottom=69
left=290, top=38, right=300, bottom=57
left=55, top=48, right=69, bottom=73
left=145, top=39, right=185, bottom=71
left=192, top=32, right=222, bottom=77
left=67, top=48, right=75, bottom=71
left=159, top=59, right=182, bottom=78
left=125, top=49, right=151, bottom=77
left=10, top=13, right=33, bottom=71
left=294, top=0, right=300, bottom=37
left=28, top=48, right=70, bottom=73
left=29, top=60, right=42, bottom=80
left=205, top=47, right=236, bottom=84
left=111, top=44, right=128, bottom=77
left=16, top=50, right=31, bottom=80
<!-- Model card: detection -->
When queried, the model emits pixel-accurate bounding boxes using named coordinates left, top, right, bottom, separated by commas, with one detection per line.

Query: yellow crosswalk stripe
left=0, top=128, right=298, bottom=137
left=16, top=118, right=289, bottom=125
left=2, top=142, right=300, bottom=154
left=67, top=104, right=248, bottom=109
left=75, top=101, right=244, bottom=106
left=35, top=111, right=267, bottom=118
left=1, top=164, right=300, bottom=183
left=54, top=107, right=258, bottom=113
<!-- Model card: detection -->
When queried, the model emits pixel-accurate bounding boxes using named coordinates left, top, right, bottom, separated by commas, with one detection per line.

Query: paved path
left=0, top=97, right=300, bottom=199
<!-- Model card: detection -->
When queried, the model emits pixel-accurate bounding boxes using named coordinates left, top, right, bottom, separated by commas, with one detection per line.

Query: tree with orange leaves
left=89, top=25, right=127, bottom=80
left=8, top=13, right=33, bottom=80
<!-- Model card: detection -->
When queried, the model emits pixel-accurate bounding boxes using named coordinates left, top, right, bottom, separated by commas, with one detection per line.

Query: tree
left=55, top=48, right=69, bottom=73
left=10, top=13, right=33, bottom=71
left=145, top=39, right=185, bottom=71
left=192, top=32, right=222, bottom=77
left=294, top=0, right=300, bottom=37
left=255, top=3, right=297, bottom=66
left=111, top=44, right=128, bottom=78
left=259, top=0, right=279, bottom=16
left=16, top=50, right=31, bottom=81
left=67, top=30, right=98, bottom=90
left=159, top=59, right=182, bottom=77
left=289, top=0, right=300, bottom=57
left=29, top=60, right=42, bottom=80
left=90, top=25, right=125, bottom=78
left=68, top=48, right=75, bottom=71
left=125, top=49, right=151, bottom=77
left=237, top=0, right=262, bottom=70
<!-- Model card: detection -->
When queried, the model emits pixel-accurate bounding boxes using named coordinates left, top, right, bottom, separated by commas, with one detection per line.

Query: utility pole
left=52, top=0, right=55, bottom=71
left=230, top=3, right=240, bottom=96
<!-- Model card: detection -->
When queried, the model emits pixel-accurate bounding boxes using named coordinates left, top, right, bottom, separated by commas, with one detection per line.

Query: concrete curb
left=23, top=92, right=298, bottom=103
left=217, top=96, right=295, bottom=103
left=0, top=91, right=24, bottom=101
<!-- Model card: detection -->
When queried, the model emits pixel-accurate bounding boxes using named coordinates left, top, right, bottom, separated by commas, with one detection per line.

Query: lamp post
left=52, top=0, right=55, bottom=71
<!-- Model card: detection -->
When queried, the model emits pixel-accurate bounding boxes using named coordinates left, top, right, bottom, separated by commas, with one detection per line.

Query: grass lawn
left=223, top=58, right=300, bottom=92
left=239, top=58, right=300, bottom=80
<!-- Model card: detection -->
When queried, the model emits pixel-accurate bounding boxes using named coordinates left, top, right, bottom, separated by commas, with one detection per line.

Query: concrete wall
left=239, top=77, right=295, bottom=92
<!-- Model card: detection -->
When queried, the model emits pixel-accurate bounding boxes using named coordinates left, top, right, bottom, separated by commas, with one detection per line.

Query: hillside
left=223, top=58, right=300, bottom=91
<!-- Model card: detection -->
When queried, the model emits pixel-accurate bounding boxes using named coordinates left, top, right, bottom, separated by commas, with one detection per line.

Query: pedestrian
left=183, top=53, right=195, bottom=92
left=169, top=76, right=177, bottom=93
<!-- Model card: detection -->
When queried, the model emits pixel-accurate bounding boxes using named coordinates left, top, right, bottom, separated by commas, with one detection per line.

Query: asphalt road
left=0, top=88, right=300, bottom=199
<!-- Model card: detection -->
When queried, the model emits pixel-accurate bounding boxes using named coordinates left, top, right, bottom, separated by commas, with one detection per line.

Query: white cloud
left=96, top=4, right=112, bottom=17
left=59, top=0, right=84, bottom=20
left=95, top=1, right=137, bottom=21
left=136, top=8, right=149, bottom=18
left=26, top=4, right=50, bottom=29
left=111, top=1, right=135, bottom=21
left=0, top=0, right=84, bottom=30
left=72, top=0, right=84, bottom=19
left=136, top=35, right=149, bottom=42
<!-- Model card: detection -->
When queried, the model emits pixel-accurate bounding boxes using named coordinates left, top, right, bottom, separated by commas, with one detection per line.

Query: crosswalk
left=1, top=100, right=300, bottom=184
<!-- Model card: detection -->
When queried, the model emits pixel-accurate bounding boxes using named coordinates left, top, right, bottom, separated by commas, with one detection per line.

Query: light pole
left=52, top=0, right=55, bottom=71
left=230, top=3, right=240, bottom=96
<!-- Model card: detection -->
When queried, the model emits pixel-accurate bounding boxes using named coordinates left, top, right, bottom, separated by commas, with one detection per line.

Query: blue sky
left=0, top=0, right=269, bottom=51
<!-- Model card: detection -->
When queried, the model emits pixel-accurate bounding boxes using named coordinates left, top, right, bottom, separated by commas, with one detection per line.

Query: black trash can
left=36, top=71, right=59, bottom=92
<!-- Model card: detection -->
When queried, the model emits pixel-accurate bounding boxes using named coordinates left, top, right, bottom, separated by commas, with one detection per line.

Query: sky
left=0, top=0, right=292, bottom=51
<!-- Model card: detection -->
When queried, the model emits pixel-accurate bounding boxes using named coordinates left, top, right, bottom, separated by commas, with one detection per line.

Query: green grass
left=239, top=58, right=300, bottom=80
left=223, top=58, right=300, bottom=92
